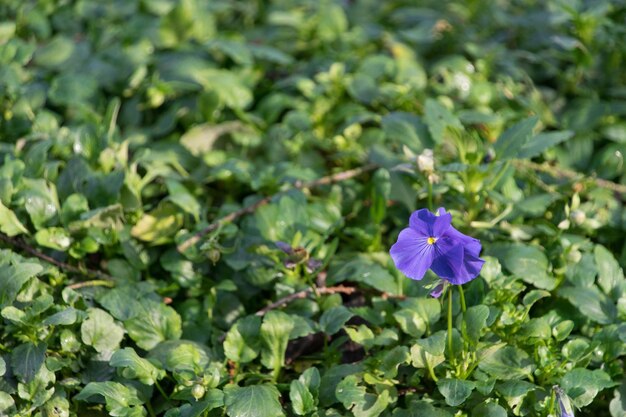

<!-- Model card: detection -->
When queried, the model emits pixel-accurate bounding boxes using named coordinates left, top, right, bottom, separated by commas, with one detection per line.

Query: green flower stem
left=458, top=285, right=467, bottom=313
left=146, top=401, right=157, bottom=417
left=155, top=380, right=170, bottom=400
left=447, top=288, right=454, bottom=362
left=426, top=358, right=439, bottom=382
left=272, top=366, right=282, bottom=383
left=549, top=388, right=557, bottom=415
left=427, top=181, right=433, bottom=211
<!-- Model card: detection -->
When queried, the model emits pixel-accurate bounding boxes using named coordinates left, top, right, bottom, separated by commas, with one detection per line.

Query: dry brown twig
left=0, top=233, right=114, bottom=282
left=513, top=160, right=626, bottom=194
left=177, top=163, right=380, bottom=252
left=255, top=285, right=356, bottom=316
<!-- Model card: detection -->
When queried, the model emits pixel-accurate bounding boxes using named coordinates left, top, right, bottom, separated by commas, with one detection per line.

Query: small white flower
left=417, top=148, right=435, bottom=173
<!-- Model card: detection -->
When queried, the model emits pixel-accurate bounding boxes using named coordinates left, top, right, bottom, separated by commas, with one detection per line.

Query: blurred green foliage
left=0, top=0, right=625, bottom=416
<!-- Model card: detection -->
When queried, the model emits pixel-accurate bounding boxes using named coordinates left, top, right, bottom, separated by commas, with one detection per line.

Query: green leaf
left=471, top=403, right=507, bottom=417
left=478, top=345, right=536, bottom=380
left=148, top=340, right=211, bottom=373
left=42, top=394, right=70, bottom=417
left=393, top=400, right=453, bottom=417
left=522, top=290, right=551, bottom=307
left=110, top=348, right=166, bottom=386
left=18, top=178, right=59, bottom=229
left=559, top=286, right=617, bottom=324
left=410, top=332, right=446, bottom=370
left=437, top=378, right=475, bottom=407
left=379, top=346, right=410, bottom=378
left=224, top=315, right=262, bottom=363
left=519, top=317, right=551, bottom=339
left=290, top=380, right=316, bottom=416
left=424, top=99, right=462, bottom=143
left=254, top=195, right=309, bottom=242
left=345, top=325, right=376, bottom=350
left=348, top=74, right=378, bottom=104
left=125, top=301, right=183, bottom=350
left=34, top=227, right=72, bottom=251
left=464, top=305, right=489, bottom=343
left=493, top=117, right=538, bottom=160
left=317, top=4, right=347, bottom=42
left=193, top=69, right=252, bottom=110
left=0, top=201, right=29, bottom=236
left=382, top=113, right=426, bottom=150
left=96, top=284, right=155, bottom=321
left=562, top=338, right=591, bottom=361
left=81, top=308, right=124, bottom=353
left=164, top=390, right=224, bottom=417
left=415, top=331, right=447, bottom=356
left=318, top=364, right=363, bottom=407
left=320, top=306, right=353, bottom=335
left=131, top=202, right=184, bottom=245
left=330, top=255, right=399, bottom=295
left=11, top=342, right=46, bottom=383
left=260, top=311, right=294, bottom=371
left=610, top=380, right=626, bottom=417
left=224, top=385, right=285, bottom=417
left=0, top=392, right=14, bottom=414
left=17, top=365, right=55, bottom=408
left=395, top=297, right=441, bottom=338
left=300, top=367, right=320, bottom=398
left=494, top=243, right=556, bottom=290
left=518, top=130, right=574, bottom=159
left=561, top=368, right=616, bottom=407
left=393, top=309, right=427, bottom=338
left=0, top=21, right=15, bottom=43
left=595, top=244, right=625, bottom=298
left=76, top=381, right=145, bottom=417
left=42, top=308, right=82, bottom=326
left=165, top=179, right=201, bottom=221
left=0, top=262, right=43, bottom=308
left=33, top=35, right=75, bottom=68
left=496, top=381, right=538, bottom=414
left=336, top=375, right=390, bottom=417
left=553, top=320, right=575, bottom=341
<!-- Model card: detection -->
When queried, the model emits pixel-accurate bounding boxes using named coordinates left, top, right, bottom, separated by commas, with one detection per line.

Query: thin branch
left=255, top=285, right=357, bottom=316
left=513, top=160, right=626, bottom=194
left=66, top=280, right=115, bottom=290
left=0, top=232, right=114, bottom=281
left=177, top=163, right=380, bottom=252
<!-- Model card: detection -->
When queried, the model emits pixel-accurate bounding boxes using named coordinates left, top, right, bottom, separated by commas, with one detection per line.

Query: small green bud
left=191, top=384, right=205, bottom=401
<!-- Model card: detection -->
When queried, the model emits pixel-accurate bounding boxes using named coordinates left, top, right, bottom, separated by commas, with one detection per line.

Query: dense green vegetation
left=0, top=0, right=625, bottom=416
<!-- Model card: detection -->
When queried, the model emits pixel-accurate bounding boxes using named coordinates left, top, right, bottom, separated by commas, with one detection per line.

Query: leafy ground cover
left=0, top=0, right=625, bottom=416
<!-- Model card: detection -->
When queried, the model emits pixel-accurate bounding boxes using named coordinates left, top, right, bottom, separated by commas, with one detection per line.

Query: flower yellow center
left=427, top=237, right=437, bottom=245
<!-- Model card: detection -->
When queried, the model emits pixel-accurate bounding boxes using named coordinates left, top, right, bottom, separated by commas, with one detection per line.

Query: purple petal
left=443, top=225, right=482, bottom=258
left=432, top=212, right=452, bottom=237
left=436, top=207, right=447, bottom=216
left=409, top=208, right=452, bottom=238
left=430, top=281, right=446, bottom=298
left=443, top=225, right=477, bottom=246
left=306, top=258, right=323, bottom=272
left=430, top=237, right=465, bottom=282
left=390, top=228, right=435, bottom=280
left=439, top=225, right=485, bottom=284
left=461, top=250, right=485, bottom=278
left=275, top=241, right=294, bottom=254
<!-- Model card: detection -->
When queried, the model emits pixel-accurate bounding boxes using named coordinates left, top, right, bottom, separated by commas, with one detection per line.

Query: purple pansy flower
left=390, top=207, right=484, bottom=285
